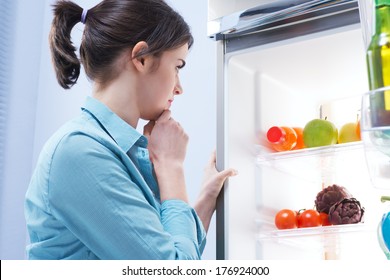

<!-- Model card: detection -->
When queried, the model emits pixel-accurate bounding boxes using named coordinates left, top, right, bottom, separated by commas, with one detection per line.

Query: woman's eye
left=176, top=61, right=185, bottom=73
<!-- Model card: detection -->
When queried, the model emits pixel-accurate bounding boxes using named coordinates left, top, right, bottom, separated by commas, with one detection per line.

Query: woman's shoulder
left=42, top=115, right=121, bottom=162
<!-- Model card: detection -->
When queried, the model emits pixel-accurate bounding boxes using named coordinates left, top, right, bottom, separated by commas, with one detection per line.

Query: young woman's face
left=138, top=44, right=189, bottom=121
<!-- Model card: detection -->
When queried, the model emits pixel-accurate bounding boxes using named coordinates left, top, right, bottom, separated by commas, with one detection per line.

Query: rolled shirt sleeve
left=161, top=200, right=206, bottom=259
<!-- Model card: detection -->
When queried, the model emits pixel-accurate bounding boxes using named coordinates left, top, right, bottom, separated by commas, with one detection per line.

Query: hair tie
left=81, top=9, right=88, bottom=24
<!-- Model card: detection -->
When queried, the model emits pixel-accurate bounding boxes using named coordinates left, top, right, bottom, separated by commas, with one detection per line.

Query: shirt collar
left=81, top=96, right=147, bottom=151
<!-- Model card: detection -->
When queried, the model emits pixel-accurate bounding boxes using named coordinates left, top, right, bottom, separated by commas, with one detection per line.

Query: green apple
left=338, top=122, right=361, bottom=143
left=303, top=119, right=338, bottom=148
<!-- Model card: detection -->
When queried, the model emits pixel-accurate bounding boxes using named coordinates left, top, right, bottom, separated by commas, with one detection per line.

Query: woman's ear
left=131, top=41, right=149, bottom=72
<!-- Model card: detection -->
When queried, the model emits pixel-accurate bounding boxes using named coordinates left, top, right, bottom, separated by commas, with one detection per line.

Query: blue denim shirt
left=24, top=96, right=206, bottom=259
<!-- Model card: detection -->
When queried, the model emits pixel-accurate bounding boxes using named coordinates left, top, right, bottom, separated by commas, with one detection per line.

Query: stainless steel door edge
left=208, top=0, right=358, bottom=40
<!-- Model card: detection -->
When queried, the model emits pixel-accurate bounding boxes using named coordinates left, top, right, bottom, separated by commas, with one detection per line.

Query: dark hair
left=49, top=0, right=193, bottom=89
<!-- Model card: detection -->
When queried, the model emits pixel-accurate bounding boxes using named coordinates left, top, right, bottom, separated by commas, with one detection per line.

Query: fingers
left=143, top=120, right=155, bottom=137
left=155, top=110, right=184, bottom=131
left=156, top=110, right=172, bottom=123
left=144, top=110, right=174, bottom=139
left=207, top=150, right=237, bottom=179
left=217, top=168, right=238, bottom=182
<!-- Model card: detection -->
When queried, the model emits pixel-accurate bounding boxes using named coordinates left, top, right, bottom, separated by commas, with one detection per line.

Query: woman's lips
left=165, top=99, right=173, bottom=109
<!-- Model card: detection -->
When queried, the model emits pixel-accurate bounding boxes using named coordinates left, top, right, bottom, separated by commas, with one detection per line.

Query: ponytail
left=48, top=0, right=193, bottom=91
left=49, top=0, right=83, bottom=89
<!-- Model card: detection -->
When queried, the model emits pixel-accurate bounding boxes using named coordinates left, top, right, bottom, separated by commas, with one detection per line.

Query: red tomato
left=319, top=212, right=332, bottom=226
left=297, top=209, right=321, bottom=228
left=275, top=209, right=298, bottom=229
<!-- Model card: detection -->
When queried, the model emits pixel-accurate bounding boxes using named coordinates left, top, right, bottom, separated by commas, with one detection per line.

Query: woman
left=24, top=0, right=236, bottom=259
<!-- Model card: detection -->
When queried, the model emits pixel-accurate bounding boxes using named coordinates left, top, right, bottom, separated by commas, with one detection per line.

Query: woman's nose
left=174, top=80, right=183, bottom=95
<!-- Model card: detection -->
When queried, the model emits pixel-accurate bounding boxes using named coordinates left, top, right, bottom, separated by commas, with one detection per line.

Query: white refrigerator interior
left=210, top=0, right=389, bottom=260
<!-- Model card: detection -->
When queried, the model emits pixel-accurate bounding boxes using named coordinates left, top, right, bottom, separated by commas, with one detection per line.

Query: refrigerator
left=208, top=0, right=389, bottom=260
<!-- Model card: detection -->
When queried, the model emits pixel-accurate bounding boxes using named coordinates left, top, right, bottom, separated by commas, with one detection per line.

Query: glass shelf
left=255, top=141, right=367, bottom=185
left=256, top=222, right=379, bottom=258
left=256, top=141, right=363, bottom=163
left=258, top=223, right=369, bottom=239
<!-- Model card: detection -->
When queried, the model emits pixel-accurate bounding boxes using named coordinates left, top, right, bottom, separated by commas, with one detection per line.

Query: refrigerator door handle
left=207, top=0, right=356, bottom=40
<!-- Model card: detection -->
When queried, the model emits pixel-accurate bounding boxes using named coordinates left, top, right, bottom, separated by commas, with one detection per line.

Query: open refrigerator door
left=209, top=0, right=389, bottom=260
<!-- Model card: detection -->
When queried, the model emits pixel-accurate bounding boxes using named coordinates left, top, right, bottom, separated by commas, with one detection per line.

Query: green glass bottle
left=366, top=0, right=390, bottom=126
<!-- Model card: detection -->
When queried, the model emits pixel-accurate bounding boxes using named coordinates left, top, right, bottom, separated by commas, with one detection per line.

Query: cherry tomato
left=319, top=212, right=332, bottom=226
left=297, top=209, right=321, bottom=228
left=275, top=209, right=298, bottom=229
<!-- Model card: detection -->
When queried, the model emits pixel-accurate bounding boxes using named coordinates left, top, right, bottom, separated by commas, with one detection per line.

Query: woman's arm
left=144, top=110, right=189, bottom=203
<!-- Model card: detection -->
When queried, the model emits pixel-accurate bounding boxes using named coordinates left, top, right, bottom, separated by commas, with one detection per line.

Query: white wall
left=0, top=0, right=46, bottom=260
left=0, top=0, right=217, bottom=259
